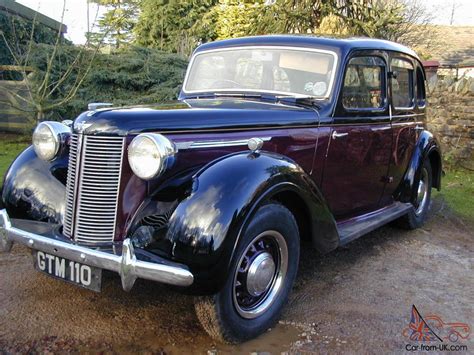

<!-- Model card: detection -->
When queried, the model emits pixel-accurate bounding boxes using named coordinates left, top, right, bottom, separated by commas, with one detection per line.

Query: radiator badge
left=75, top=122, right=93, bottom=133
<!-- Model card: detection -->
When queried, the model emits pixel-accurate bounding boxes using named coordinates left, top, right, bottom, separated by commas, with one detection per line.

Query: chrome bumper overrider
left=0, top=209, right=193, bottom=291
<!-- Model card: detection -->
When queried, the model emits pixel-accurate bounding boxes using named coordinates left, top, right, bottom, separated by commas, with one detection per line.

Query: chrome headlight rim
left=128, top=133, right=177, bottom=180
left=32, top=121, right=71, bottom=161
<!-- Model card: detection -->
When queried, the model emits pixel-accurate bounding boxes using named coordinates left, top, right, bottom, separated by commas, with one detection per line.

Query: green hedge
left=20, top=45, right=188, bottom=121
left=64, top=47, right=188, bottom=118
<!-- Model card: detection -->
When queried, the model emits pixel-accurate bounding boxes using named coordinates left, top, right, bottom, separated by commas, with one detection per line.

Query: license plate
left=33, top=251, right=102, bottom=292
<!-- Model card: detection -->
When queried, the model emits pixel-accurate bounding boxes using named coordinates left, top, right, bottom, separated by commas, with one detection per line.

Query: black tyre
left=195, top=203, right=300, bottom=343
left=397, top=159, right=432, bottom=229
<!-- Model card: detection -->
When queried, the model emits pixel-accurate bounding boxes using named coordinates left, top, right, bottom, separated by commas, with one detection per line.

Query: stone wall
left=426, top=76, right=474, bottom=169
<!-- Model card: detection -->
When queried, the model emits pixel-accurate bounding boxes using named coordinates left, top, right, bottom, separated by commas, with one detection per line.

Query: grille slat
left=62, top=134, right=79, bottom=237
left=78, top=207, right=117, bottom=211
left=77, top=227, right=116, bottom=232
left=80, top=181, right=120, bottom=186
left=72, top=236, right=114, bottom=241
left=62, top=134, right=125, bottom=244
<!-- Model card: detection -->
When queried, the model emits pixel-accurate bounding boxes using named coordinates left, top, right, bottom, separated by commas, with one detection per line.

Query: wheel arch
left=1, top=146, right=68, bottom=223
left=267, top=187, right=339, bottom=252
left=271, top=189, right=312, bottom=243
left=395, top=130, right=442, bottom=202
left=427, top=148, right=442, bottom=190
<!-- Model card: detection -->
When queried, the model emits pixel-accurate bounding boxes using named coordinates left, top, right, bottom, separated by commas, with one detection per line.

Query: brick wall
left=426, top=76, right=474, bottom=169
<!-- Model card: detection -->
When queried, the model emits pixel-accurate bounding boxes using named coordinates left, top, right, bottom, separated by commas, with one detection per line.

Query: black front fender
left=163, top=151, right=338, bottom=293
left=2, top=146, right=68, bottom=223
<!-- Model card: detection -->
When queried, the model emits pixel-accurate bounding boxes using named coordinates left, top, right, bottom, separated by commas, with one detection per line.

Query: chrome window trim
left=182, top=46, right=339, bottom=100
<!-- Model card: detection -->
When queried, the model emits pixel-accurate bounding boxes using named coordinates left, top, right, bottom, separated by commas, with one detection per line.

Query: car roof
left=195, top=35, right=420, bottom=61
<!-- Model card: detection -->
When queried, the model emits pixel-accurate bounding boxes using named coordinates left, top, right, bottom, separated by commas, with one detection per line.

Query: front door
left=322, top=53, right=392, bottom=219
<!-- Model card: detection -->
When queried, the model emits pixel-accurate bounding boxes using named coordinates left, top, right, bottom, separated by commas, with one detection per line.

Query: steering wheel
left=212, top=79, right=241, bottom=89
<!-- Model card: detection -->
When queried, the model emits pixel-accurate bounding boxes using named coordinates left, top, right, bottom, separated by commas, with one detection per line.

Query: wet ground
left=1, top=197, right=473, bottom=354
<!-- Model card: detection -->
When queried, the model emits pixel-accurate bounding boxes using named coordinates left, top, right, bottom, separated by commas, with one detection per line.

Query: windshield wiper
left=186, top=92, right=321, bottom=109
left=275, top=95, right=322, bottom=109
left=193, top=92, right=274, bottom=100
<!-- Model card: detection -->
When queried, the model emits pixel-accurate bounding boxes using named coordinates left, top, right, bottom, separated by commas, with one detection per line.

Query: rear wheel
left=194, top=203, right=299, bottom=343
left=397, top=159, right=432, bottom=229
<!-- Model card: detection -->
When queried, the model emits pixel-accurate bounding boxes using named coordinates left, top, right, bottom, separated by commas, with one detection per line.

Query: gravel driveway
left=1, top=198, right=472, bottom=353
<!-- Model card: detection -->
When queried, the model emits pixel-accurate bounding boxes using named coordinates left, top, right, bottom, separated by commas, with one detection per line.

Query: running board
left=337, top=202, right=412, bottom=246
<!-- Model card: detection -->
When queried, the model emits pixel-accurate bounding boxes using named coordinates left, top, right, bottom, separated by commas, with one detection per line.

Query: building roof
left=0, top=0, right=67, bottom=33
left=422, top=60, right=440, bottom=69
left=196, top=35, right=420, bottom=60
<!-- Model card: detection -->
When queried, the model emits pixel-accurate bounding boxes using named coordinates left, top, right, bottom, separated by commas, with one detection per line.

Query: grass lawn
left=0, top=134, right=30, bottom=186
left=0, top=133, right=472, bottom=224
left=434, top=169, right=474, bottom=223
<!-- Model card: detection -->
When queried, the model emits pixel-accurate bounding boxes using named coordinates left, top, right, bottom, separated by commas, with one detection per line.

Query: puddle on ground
left=120, top=322, right=303, bottom=354
left=214, top=322, right=302, bottom=354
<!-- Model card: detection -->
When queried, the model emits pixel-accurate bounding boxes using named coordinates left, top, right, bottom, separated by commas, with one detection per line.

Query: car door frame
left=383, top=52, right=423, bottom=205
left=322, top=49, right=393, bottom=219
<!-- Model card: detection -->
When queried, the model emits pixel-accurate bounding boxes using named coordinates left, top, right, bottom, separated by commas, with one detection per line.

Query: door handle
left=332, top=130, right=348, bottom=139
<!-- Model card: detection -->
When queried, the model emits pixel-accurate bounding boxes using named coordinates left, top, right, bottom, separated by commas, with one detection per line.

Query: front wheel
left=396, top=159, right=432, bottom=229
left=195, top=203, right=300, bottom=343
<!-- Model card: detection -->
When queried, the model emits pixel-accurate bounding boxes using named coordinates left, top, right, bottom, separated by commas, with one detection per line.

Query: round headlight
left=128, top=133, right=177, bottom=180
left=32, top=121, right=70, bottom=161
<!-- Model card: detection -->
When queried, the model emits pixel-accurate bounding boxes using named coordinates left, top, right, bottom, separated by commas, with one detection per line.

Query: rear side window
left=391, top=58, right=414, bottom=108
left=416, top=67, right=426, bottom=107
left=342, top=56, right=385, bottom=110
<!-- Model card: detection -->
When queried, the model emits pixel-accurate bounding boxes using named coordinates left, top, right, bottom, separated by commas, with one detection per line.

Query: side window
left=342, top=56, right=385, bottom=110
left=416, top=67, right=426, bottom=108
left=391, top=58, right=414, bottom=108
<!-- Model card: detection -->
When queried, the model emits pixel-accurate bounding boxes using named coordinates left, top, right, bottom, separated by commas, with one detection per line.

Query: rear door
left=383, top=55, right=420, bottom=204
left=322, top=52, right=392, bottom=219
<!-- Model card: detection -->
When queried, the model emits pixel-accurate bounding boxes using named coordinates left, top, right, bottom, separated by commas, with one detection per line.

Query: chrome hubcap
left=233, top=230, right=288, bottom=319
left=415, top=168, right=429, bottom=216
left=246, top=252, right=275, bottom=297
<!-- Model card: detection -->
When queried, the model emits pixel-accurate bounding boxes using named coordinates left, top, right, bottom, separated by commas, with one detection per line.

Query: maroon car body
left=1, top=35, right=442, bottom=343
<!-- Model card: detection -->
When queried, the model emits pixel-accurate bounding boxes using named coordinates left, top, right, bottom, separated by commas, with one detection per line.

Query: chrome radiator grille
left=63, top=134, right=125, bottom=244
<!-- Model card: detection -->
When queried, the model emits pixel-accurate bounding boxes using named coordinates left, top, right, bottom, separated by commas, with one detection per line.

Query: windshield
left=183, top=46, right=337, bottom=98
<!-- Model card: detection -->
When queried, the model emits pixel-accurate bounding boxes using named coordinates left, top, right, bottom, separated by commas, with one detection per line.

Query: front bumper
left=0, top=209, right=193, bottom=291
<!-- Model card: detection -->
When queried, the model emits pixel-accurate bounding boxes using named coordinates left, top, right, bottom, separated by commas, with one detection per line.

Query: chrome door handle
left=415, top=125, right=424, bottom=131
left=332, top=130, right=348, bottom=139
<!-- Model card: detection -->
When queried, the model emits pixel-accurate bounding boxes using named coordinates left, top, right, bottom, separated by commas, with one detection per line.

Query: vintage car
left=0, top=35, right=441, bottom=343
left=425, top=315, right=471, bottom=343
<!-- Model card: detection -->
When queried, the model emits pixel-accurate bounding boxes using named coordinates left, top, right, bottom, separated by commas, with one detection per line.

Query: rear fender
left=396, top=130, right=442, bottom=203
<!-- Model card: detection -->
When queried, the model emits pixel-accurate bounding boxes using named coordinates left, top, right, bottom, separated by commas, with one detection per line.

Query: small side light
left=248, top=138, right=264, bottom=152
